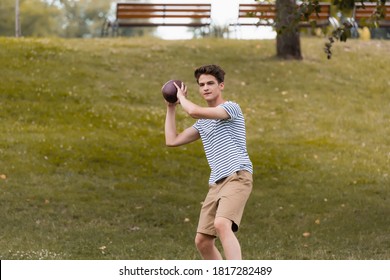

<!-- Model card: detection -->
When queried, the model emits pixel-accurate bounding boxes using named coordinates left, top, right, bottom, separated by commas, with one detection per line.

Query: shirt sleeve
left=192, top=120, right=200, bottom=131
left=220, top=102, right=241, bottom=120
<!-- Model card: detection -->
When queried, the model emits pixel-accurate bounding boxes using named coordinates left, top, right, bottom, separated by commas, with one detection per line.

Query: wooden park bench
left=231, top=2, right=331, bottom=28
left=103, top=2, right=212, bottom=36
left=353, top=2, right=390, bottom=27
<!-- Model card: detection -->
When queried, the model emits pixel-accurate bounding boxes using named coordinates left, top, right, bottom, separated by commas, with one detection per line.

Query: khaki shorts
left=196, top=170, right=253, bottom=237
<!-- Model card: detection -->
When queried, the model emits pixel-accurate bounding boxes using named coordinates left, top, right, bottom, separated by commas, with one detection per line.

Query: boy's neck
left=207, top=97, right=225, bottom=107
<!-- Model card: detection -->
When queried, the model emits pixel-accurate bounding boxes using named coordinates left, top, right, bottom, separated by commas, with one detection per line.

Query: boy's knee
left=214, top=217, right=233, bottom=235
left=195, top=233, right=213, bottom=251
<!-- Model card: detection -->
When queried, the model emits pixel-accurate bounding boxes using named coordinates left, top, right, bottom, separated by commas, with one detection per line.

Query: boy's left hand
left=174, top=82, right=187, bottom=102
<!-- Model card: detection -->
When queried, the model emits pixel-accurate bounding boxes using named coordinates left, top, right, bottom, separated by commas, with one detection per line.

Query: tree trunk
left=276, top=0, right=302, bottom=60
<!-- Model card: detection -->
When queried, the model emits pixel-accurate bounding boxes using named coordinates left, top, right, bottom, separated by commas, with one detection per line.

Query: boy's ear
left=219, top=82, right=225, bottom=90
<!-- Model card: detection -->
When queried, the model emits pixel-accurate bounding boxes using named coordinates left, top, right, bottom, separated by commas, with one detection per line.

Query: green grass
left=0, top=37, right=389, bottom=260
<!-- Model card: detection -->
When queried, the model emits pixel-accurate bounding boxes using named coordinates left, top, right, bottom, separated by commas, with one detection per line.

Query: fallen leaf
left=302, top=232, right=311, bottom=238
left=129, top=226, right=140, bottom=231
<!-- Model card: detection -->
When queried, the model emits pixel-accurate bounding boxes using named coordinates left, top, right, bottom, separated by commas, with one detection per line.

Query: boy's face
left=197, top=74, right=224, bottom=102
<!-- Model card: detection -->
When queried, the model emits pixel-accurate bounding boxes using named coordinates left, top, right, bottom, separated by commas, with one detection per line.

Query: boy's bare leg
left=195, top=233, right=223, bottom=260
left=214, top=217, right=242, bottom=260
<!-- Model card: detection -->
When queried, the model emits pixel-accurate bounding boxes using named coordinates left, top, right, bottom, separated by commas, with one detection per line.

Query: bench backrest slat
left=117, top=14, right=211, bottom=19
left=117, top=3, right=211, bottom=20
left=237, top=3, right=331, bottom=20
left=238, top=5, right=276, bottom=20
left=354, top=2, right=390, bottom=21
left=353, top=2, right=390, bottom=27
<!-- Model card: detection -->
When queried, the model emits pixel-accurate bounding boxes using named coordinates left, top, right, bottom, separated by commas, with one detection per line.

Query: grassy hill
left=0, top=37, right=389, bottom=260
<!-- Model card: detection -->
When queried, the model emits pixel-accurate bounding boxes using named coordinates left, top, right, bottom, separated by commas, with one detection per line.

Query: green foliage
left=0, top=37, right=390, bottom=260
left=0, top=0, right=17, bottom=36
left=21, top=0, right=63, bottom=37
left=59, top=0, right=112, bottom=38
left=0, top=0, right=111, bottom=38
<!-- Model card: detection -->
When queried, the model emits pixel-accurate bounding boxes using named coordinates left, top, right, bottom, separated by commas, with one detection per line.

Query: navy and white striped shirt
left=193, top=101, right=253, bottom=184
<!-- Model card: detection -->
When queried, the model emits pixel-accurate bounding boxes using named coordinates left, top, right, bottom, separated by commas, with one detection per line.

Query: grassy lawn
left=0, top=37, right=389, bottom=260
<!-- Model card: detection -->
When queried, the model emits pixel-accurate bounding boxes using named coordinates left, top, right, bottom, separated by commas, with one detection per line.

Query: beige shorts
left=196, top=170, right=253, bottom=237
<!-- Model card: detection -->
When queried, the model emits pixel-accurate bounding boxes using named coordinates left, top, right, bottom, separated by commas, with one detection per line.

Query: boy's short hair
left=194, top=64, right=225, bottom=84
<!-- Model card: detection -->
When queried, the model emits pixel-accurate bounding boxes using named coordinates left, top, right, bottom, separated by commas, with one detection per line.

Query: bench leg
left=112, top=21, right=119, bottom=37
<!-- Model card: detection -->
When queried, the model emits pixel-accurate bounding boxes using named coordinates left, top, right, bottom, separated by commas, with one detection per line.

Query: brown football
left=161, top=80, right=183, bottom=103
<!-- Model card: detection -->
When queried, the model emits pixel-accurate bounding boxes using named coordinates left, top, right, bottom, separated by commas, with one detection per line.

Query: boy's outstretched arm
left=165, top=103, right=200, bottom=147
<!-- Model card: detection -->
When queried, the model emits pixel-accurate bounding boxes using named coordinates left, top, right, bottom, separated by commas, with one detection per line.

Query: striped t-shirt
left=193, top=101, right=253, bottom=184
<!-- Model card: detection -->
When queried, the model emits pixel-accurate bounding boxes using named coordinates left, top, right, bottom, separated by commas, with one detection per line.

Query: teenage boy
left=164, top=64, right=253, bottom=260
